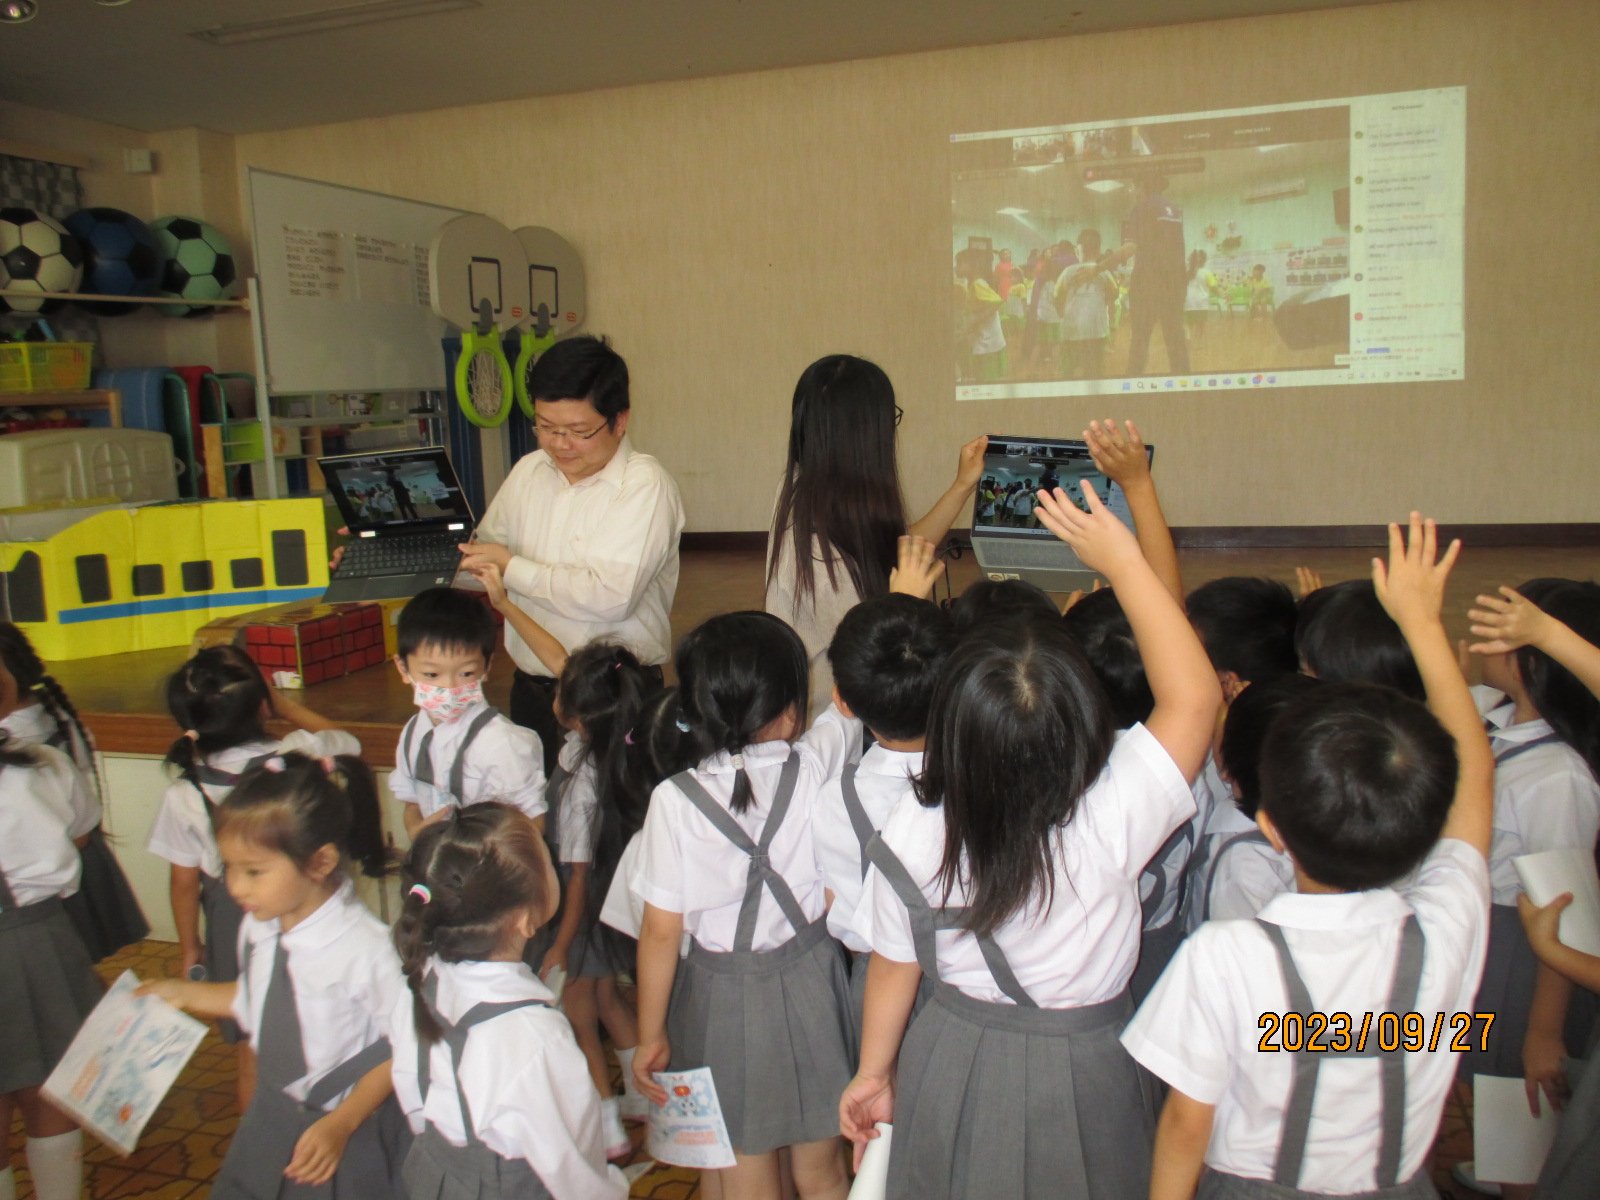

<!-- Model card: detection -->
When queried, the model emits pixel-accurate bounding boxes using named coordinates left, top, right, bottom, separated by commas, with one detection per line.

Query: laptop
left=319, top=446, right=475, bottom=602
left=969, top=434, right=1152, bottom=592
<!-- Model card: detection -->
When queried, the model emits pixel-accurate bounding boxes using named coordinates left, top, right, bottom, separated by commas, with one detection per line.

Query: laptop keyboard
left=984, top=539, right=1085, bottom=568
left=337, top=531, right=463, bottom=577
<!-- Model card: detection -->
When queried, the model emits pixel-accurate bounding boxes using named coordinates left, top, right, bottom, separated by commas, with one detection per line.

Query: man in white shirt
left=459, top=336, right=685, bottom=771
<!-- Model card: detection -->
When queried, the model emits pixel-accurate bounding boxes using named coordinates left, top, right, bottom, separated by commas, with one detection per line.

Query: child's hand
left=1294, top=565, right=1324, bottom=599
left=137, top=978, right=196, bottom=1009
left=1517, top=891, right=1575, bottom=960
left=1034, top=481, right=1142, bottom=577
left=468, top=560, right=510, bottom=609
left=539, top=946, right=568, bottom=980
left=1061, top=579, right=1103, bottom=613
left=888, top=535, right=945, bottom=599
left=458, top=540, right=511, bottom=573
left=1084, top=419, right=1149, bottom=487
left=1524, top=1029, right=1569, bottom=1115
left=285, top=1113, right=353, bottom=1185
left=1468, top=586, right=1550, bottom=656
left=839, top=1071, right=895, bottom=1169
left=1370, top=513, right=1460, bottom=632
left=954, top=434, right=989, bottom=491
left=632, top=1036, right=671, bottom=1106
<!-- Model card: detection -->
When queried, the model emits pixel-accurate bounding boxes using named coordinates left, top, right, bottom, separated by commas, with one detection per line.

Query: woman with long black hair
left=766, top=354, right=986, bottom=717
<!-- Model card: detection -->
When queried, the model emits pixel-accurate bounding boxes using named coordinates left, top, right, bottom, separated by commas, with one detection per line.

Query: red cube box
left=238, top=600, right=384, bottom=687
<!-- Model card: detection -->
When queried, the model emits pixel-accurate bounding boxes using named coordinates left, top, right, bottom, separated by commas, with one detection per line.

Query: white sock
left=0, top=1165, right=16, bottom=1200
left=615, top=1046, right=641, bottom=1095
left=601, top=1096, right=627, bottom=1147
left=25, top=1131, right=82, bottom=1200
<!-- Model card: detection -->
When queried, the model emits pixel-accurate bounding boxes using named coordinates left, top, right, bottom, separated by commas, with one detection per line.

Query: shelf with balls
left=0, top=207, right=246, bottom=320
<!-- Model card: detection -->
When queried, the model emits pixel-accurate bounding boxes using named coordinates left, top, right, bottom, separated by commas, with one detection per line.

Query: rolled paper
left=849, top=1123, right=893, bottom=1200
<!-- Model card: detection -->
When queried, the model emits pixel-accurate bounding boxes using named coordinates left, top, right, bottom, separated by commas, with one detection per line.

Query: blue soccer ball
left=63, top=207, right=162, bottom=316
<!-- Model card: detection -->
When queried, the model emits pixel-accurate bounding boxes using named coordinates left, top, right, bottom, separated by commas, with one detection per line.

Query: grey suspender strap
left=543, top=760, right=570, bottom=852
left=304, top=1037, right=392, bottom=1110
left=407, top=707, right=501, bottom=802
left=670, top=753, right=810, bottom=952
left=1200, top=830, right=1272, bottom=923
left=1140, top=819, right=1194, bottom=927
left=1493, top=732, right=1560, bottom=765
left=417, top=972, right=547, bottom=1147
left=862, top=833, right=1038, bottom=1008
left=839, top=765, right=876, bottom=882
left=1257, top=913, right=1426, bottom=1189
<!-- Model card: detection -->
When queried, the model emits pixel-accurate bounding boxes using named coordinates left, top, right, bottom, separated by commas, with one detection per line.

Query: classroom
left=0, top=0, right=1597, bottom=1197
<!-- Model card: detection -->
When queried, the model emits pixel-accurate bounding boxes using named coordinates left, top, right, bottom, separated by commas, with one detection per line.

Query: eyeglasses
left=894, top=405, right=904, bottom=427
left=534, top=419, right=610, bottom=443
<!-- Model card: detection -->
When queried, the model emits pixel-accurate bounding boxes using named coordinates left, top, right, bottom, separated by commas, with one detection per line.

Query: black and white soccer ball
left=151, top=215, right=239, bottom=317
left=0, top=208, right=84, bottom=314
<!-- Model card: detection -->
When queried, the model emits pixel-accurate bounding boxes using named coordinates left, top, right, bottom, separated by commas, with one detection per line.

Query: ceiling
left=2, top=0, right=1396, bottom=135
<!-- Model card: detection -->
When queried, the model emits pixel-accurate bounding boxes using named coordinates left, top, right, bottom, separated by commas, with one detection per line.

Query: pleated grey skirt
left=62, top=827, right=149, bottom=962
left=1533, top=1029, right=1600, bottom=1200
left=1460, top=902, right=1535, bottom=1081
left=1196, top=1168, right=1438, bottom=1199
left=569, top=923, right=635, bottom=980
left=886, top=985, right=1156, bottom=1200
left=403, top=1126, right=554, bottom=1200
left=213, top=1084, right=411, bottom=1200
left=0, top=897, right=105, bottom=1093
left=667, top=918, right=855, bottom=1155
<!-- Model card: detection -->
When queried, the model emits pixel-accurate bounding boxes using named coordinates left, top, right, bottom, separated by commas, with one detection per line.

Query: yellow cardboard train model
left=0, top=498, right=329, bottom=660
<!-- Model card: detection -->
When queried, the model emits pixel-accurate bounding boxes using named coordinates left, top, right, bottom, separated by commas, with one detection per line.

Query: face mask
left=411, top=679, right=483, bottom=725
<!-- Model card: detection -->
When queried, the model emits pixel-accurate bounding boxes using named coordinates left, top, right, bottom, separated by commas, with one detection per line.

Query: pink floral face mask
left=411, top=679, right=483, bottom=724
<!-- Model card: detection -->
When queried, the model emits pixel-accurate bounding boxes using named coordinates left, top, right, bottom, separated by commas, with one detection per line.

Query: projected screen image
left=951, top=88, right=1464, bottom=401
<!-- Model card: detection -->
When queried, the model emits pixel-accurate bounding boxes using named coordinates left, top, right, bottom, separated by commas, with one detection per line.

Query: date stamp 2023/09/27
left=1257, top=1012, right=1495, bottom=1054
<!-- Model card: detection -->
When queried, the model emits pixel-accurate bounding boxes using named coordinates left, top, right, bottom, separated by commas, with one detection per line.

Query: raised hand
left=1370, top=512, right=1460, bottom=632
left=954, top=434, right=990, bottom=491
left=1294, top=565, right=1324, bottom=599
left=1084, top=418, right=1149, bottom=487
left=1468, top=585, right=1551, bottom=655
left=1034, top=480, right=1143, bottom=578
left=888, top=535, right=945, bottom=599
left=469, top=560, right=510, bottom=609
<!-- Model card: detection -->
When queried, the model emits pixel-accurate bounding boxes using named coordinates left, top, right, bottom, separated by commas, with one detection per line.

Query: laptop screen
left=319, top=447, right=474, bottom=534
left=972, top=435, right=1149, bottom=539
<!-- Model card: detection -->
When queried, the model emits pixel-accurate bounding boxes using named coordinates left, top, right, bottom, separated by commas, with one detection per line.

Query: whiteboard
left=248, top=168, right=471, bottom=394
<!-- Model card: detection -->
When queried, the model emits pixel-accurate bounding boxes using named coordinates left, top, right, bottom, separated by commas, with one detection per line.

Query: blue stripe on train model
left=56, top=587, right=327, bottom=624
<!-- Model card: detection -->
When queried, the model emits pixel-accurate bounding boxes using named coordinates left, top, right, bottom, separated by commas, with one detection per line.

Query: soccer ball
left=63, top=207, right=162, bottom=316
left=151, top=215, right=238, bottom=317
left=0, top=208, right=84, bottom=315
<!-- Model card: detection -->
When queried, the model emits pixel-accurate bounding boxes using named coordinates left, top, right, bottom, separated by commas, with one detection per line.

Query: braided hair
left=0, top=622, right=95, bottom=775
left=393, top=804, right=554, bottom=1044
left=163, top=645, right=271, bottom=806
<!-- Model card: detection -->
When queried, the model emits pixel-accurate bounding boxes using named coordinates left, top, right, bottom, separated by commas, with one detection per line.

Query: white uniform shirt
left=814, top=745, right=921, bottom=954
left=232, top=879, right=404, bottom=1108
left=1140, top=756, right=1221, bottom=932
left=1475, top=686, right=1600, bottom=905
left=146, top=731, right=360, bottom=879
left=1188, top=797, right=1296, bottom=928
left=389, top=702, right=546, bottom=822
left=556, top=734, right=600, bottom=865
left=630, top=704, right=862, bottom=953
left=856, top=723, right=1194, bottom=1005
left=1122, top=839, right=1490, bottom=1193
left=599, top=834, right=646, bottom=939
left=390, top=959, right=627, bottom=1199
left=0, top=744, right=99, bottom=906
left=476, top=437, right=685, bottom=676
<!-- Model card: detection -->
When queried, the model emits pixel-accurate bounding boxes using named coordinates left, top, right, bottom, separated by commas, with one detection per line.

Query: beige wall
left=24, top=0, right=1600, bottom=529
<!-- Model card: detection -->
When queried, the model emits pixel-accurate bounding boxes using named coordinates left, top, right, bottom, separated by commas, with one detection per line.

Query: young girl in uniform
left=0, top=660, right=103, bottom=1200
left=631, top=611, right=862, bottom=1200
left=147, top=644, right=355, bottom=1105
left=391, top=802, right=628, bottom=1199
left=538, top=641, right=655, bottom=1156
left=1460, top=578, right=1600, bottom=1198
left=145, top=751, right=410, bottom=1199
left=840, top=480, right=1220, bottom=1200
left=0, top=621, right=148, bottom=961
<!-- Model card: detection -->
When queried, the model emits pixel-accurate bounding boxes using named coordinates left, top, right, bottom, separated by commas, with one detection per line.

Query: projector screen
left=950, top=87, right=1464, bottom=401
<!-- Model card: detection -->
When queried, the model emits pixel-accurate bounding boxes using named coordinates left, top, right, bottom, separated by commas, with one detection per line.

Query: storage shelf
left=271, top=414, right=439, bottom=428
left=0, top=288, right=248, bottom=310
left=0, top=388, right=122, bottom=426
